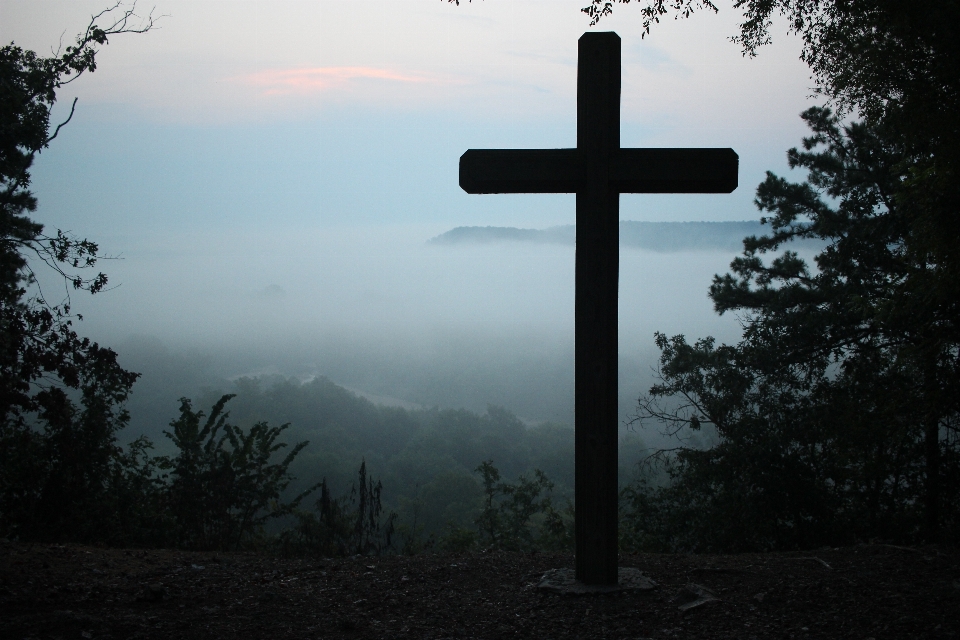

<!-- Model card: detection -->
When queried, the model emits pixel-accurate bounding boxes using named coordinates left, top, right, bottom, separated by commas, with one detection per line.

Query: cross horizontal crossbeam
left=460, top=148, right=738, bottom=194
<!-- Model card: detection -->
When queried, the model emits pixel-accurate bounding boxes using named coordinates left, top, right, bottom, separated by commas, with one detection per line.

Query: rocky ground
left=2, top=540, right=958, bottom=639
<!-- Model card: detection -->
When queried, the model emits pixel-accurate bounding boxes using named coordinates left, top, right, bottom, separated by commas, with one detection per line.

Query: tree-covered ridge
left=193, top=375, right=581, bottom=537
left=429, top=221, right=784, bottom=252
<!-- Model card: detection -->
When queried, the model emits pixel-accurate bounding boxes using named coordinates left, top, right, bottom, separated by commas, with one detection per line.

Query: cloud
left=238, top=66, right=440, bottom=96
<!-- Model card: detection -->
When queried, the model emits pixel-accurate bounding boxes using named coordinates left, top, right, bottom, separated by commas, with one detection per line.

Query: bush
left=281, top=459, right=396, bottom=557
left=474, top=460, right=572, bottom=551
left=160, top=394, right=313, bottom=550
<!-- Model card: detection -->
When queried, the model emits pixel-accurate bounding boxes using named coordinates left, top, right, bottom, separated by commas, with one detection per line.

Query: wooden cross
left=459, top=32, right=737, bottom=586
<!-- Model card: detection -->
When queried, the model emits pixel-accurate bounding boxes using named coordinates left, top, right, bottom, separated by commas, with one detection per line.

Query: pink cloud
left=240, top=66, right=436, bottom=95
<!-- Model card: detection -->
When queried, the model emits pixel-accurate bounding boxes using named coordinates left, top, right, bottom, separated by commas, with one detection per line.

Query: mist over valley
left=77, top=222, right=748, bottom=452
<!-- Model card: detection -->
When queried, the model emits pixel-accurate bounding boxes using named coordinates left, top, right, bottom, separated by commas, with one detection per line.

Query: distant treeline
left=428, top=221, right=808, bottom=252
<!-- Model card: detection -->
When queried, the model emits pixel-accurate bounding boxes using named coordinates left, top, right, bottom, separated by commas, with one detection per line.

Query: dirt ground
left=2, top=540, right=958, bottom=639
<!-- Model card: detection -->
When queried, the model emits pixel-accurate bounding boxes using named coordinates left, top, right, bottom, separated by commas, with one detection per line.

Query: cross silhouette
left=459, top=31, right=737, bottom=586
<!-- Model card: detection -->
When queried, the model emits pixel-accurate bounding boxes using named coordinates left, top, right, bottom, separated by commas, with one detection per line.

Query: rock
left=537, top=568, right=657, bottom=595
left=672, top=583, right=719, bottom=611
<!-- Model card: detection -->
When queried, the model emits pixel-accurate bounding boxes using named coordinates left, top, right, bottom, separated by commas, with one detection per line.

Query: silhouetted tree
left=282, top=460, right=396, bottom=557
left=0, top=4, right=156, bottom=542
left=162, top=394, right=314, bottom=550
left=627, top=108, right=959, bottom=550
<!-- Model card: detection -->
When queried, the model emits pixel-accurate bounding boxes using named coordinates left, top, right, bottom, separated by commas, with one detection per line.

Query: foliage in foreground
left=160, top=395, right=317, bottom=550
left=0, top=393, right=309, bottom=549
left=280, top=459, right=397, bottom=557
left=0, top=375, right=573, bottom=556
left=473, top=460, right=572, bottom=552
left=279, top=458, right=572, bottom=557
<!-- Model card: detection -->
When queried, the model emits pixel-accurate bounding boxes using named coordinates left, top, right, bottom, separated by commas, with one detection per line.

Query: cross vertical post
left=574, top=32, right=621, bottom=586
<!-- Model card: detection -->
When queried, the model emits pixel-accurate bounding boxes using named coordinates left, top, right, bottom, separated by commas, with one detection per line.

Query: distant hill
left=428, top=220, right=771, bottom=252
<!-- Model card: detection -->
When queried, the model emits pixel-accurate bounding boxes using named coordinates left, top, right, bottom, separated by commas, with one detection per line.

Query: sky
left=2, top=1, right=819, bottom=425
left=5, top=0, right=814, bottom=231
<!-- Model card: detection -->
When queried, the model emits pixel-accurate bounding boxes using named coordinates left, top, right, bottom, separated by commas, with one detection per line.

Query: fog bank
left=58, top=224, right=745, bottom=440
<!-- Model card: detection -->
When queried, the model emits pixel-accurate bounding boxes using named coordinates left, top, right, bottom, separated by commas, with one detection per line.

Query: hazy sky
left=5, top=0, right=815, bottom=232
left=2, top=1, right=819, bottom=420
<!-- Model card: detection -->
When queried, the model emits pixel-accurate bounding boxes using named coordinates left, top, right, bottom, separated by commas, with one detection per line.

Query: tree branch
left=46, top=97, right=78, bottom=145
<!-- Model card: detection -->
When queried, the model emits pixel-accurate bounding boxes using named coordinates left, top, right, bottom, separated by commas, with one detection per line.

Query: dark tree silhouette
left=0, top=3, right=156, bottom=541
left=628, top=108, right=959, bottom=550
